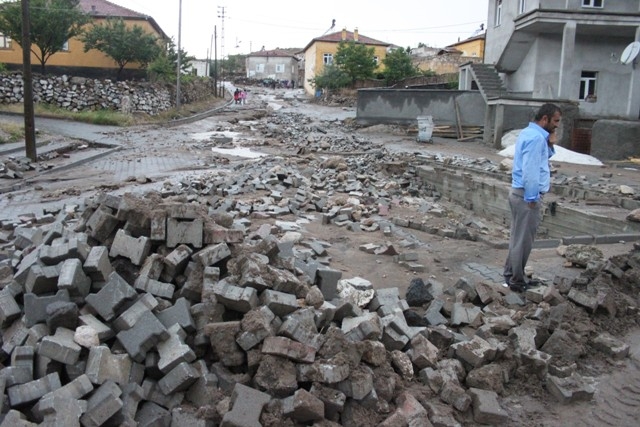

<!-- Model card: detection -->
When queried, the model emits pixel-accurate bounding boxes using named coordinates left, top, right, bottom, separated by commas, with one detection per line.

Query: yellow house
left=0, top=0, right=167, bottom=78
left=302, top=28, right=391, bottom=95
left=445, top=33, right=485, bottom=60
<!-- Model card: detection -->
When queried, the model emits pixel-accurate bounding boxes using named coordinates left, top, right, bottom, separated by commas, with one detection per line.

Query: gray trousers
left=503, top=189, right=541, bottom=285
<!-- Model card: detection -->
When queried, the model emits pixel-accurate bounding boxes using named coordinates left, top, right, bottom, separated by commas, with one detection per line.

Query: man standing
left=503, top=103, right=562, bottom=292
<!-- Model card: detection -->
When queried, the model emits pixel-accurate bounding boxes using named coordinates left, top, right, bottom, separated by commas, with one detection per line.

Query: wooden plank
left=454, top=99, right=464, bottom=140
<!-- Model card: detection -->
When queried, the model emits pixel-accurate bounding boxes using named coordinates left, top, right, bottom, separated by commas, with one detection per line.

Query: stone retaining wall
left=0, top=73, right=217, bottom=115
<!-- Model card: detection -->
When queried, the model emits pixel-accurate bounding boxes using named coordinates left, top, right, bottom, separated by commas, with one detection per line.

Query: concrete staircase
left=468, top=63, right=507, bottom=101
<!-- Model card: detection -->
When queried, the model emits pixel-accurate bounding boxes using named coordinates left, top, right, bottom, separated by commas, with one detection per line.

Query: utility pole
left=21, top=0, right=36, bottom=161
left=217, top=6, right=225, bottom=98
left=214, top=25, right=218, bottom=97
left=209, top=32, right=214, bottom=78
left=176, top=0, right=182, bottom=109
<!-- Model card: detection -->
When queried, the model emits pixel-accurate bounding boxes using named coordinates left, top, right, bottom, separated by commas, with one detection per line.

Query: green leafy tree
left=148, top=39, right=195, bottom=83
left=0, top=0, right=90, bottom=73
left=382, top=47, right=417, bottom=86
left=308, top=63, right=350, bottom=92
left=334, top=41, right=377, bottom=84
left=81, top=18, right=161, bottom=79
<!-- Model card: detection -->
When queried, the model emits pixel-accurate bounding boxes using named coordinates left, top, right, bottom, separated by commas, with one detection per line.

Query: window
left=582, top=0, right=603, bottom=7
left=256, top=64, right=264, bottom=72
left=323, top=53, right=333, bottom=65
left=579, top=71, right=597, bottom=101
left=373, top=56, right=379, bottom=65
left=61, top=40, right=69, bottom=51
left=0, top=33, right=11, bottom=49
left=518, top=0, right=527, bottom=14
left=275, top=64, right=284, bottom=73
left=495, top=0, right=503, bottom=26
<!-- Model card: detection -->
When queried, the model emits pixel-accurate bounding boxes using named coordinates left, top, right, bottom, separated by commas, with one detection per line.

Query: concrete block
left=278, top=312, right=323, bottom=350
left=31, top=374, right=93, bottom=420
left=39, top=327, right=82, bottom=365
left=164, top=244, right=193, bottom=278
left=260, top=289, right=299, bottom=317
left=13, top=246, right=42, bottom=286
left=221, top=383, right=271, bottom=427
left=86, top=207, right=120, bottom=243
left=150, top=210, right=167, bottom=241
left=2, top=318, right=29, bottom=356
left=135, top=401, right=172, bottom=426
left=39, top=238, right=91, bottom=266
left=113, top=293, right=159, bottom=332
left=0, top=291, right=23, bottom=328
left=7, top=372, right=60, bottom=407
left=23, top=290, right=71, bottom=328
left=85, top=345, right=134, bottom=385
left=134, top=277, right=175, bottom=300
left=85, top=271, right=138, bottom=322
left=468, top=387, right=509, bottom=424
left=193, top=242, right=231, bottom=266
left=78, top=313, right=114, bottom=341
left=83, top=246, right=113, bottom=284
left=282, top=388, right=325, bottom=423
left=156, top=297, right=196, bottom=333
left=440, top=381, right=472, bottom=412
left=452, top=335, right=497, bottom=369
left=407, top=333, right=439, bottom=369
left=45, top=300, right=78, bottom=333
left=212, top=281, right=259, bottom=313
left=116, top=310, right=170, bottom=363
left=592, top=332, right=630, bottom=360
left=80, top=380, right=123, bottom=427
left=316, top=267, right=342, bottom=300
left=236, top=306, right=279, bottom=351
left=25, top=263, right=60, bottom=295
left=167, top=217, right=203, bottom=248
left=141, top=378, right=185, bottom=410
left=296, top=357, right=351, bottom=384
left=158, top=361, right=200, bottom=394
left=310, top=383, right=346, bottom=419
left=109, top=229, right=152, bottom=266
left=57, top=258, right=91, bottom=297
left=546, top=372, right=596, bottom=404
left=157, top=324, right=196, bottom=374
left=261, top=336, right=317, bottom=363
left=38, top=395, right=85, bottom=426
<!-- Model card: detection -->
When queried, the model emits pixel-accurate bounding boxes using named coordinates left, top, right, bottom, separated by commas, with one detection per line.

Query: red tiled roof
left=78, top=0, right=168, bottom=39
left=79, top=0, right=144, bottom=18
left=303, top=30, right=390, bottom=52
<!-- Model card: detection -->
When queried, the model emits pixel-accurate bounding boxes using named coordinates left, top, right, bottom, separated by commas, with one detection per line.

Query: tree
left=148, top=39, right=195, bottom=83
left=0, top=0, right=89, bottom=73
left=81, top=18, right=161, bottom=79
left=334, top=41, right=377, bottom=84
left=308, top=63, right=350, bottom=92
left=382, top=48, right=418, bottom=86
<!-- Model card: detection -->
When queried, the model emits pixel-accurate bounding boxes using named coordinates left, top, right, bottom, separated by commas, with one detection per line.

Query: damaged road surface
left=0, top=87, right=639, bottom=426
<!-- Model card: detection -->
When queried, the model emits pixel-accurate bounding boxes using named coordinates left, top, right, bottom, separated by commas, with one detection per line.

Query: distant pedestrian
left=233, top=89, right=240, bottom=104
left=240, top=89, right=247, bottom=105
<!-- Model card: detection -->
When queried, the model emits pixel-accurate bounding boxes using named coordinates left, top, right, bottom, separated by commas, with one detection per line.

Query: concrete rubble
left=0, top=162, right=638, bottom=426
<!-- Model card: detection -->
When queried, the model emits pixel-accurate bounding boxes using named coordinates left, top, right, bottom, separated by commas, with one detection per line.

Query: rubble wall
left=356, top=89, right=485, bottom=126
left=0, top=72, right=217, bottom=115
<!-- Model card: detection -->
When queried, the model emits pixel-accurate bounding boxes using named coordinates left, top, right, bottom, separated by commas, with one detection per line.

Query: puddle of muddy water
left=211, top=146, right=267, bottom=158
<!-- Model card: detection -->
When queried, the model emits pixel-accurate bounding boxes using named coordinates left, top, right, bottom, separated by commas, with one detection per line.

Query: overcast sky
left=108, top=0, right=489, bottom=59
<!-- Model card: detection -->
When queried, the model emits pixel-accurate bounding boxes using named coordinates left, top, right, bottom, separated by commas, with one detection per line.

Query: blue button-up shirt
left=511, top=122, right=555, bottom=202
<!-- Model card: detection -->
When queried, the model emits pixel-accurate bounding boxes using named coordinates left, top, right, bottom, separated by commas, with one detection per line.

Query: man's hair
left=534, top=103, right=561, bottom=121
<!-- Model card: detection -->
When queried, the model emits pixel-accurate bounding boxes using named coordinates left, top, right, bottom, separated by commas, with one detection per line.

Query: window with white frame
left=0, top=33, right=11, bottom=49
left=256, top=63, right=264, bottom=73
left=579, top=71, right=597, bottom=100
left=323, top=53, right=333, bottom=65
left=495, top=0, right=503, bottom=26
left=373, top=56, right=379, bottom=65
left=582, top=0, right=603, bottom=8
left=61, top=40, right=69, bottom=51
left=275, top=64, right=285, bottom=73
left=518, top=0, right=527, bottom=14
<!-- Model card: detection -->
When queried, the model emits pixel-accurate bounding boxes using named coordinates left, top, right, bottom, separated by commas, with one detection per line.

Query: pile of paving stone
left=0, top=181, right=637, bottom=426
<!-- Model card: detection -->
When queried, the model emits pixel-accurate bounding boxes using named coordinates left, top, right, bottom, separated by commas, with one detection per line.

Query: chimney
left=342, top=28, right=347, bottom=41
left=354, top=28, right=358, bottom=42
left=91, top=5, right=96, bottom=13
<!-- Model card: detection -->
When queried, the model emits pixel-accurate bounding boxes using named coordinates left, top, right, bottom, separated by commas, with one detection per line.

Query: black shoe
left=526, top=279, right=543, bottom=288
left=509, top=282, right=527, bottom=293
